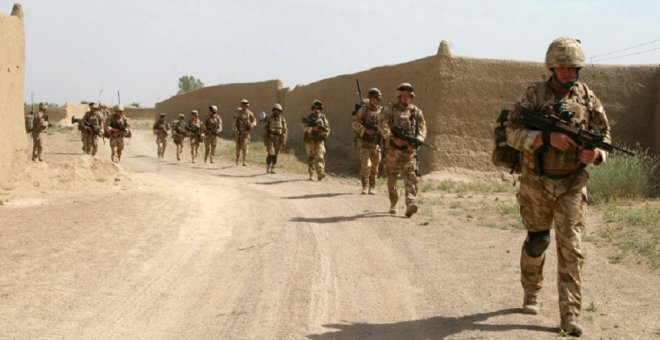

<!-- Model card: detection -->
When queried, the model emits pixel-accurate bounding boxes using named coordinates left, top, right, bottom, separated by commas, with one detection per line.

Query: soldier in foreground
left=352, top=88, right=383, bottom=194
left=82, top=102, right=105, bottom=156
left=186, top=110, right=203, bottom=163
left=262, top=103, right=288, bottom=173
left=153, top=113, right=170, bottom=159
left=104, top=105, right=131, bottom=163
left=506, top=37, right=612, bottom=337
left=78, top=102, right=97, bottom=154
left=29, top=102, right=51, bottom=161
left=203, top=105, right=222, bottom=163
left=172, top=113, right=187, bottom=161
left=302, top=99, right=330, bottom=180
left=378, top=83, right=426, bottom=217
left=232, top=99, right=256, bottom=166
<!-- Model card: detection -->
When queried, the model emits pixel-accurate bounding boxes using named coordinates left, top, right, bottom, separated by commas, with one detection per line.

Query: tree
left=177, top=75, right=205, bottom=95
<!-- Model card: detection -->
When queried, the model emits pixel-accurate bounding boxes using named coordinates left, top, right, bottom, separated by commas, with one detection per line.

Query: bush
left=588, top=149, right=659, bottom=203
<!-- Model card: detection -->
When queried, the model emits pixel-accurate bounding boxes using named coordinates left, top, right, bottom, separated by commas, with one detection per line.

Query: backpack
left=491, top=109, right=520, bottom=173
left=25, top=112, right=34, bottom=133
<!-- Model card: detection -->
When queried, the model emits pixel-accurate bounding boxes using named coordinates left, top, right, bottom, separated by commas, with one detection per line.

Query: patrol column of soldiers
left=378, top=83, right=426, bottom=218
left=203, top=105, right=222, bottom=163
left=81, top=102, right=105, bottom=156
left=506, top=36, right=611, bottom=337
left=262, top=103, right=288, bottom=173
left=232, top=99, right=256, bottom=166
left=153, top=113, right=170, bottom=158
left=302, top=100, right=331, bottom=181
left=187, top=110, right=203, bottom=163
left=352, top=88, right=383, bottom=194
left=171, top=113, right=187, bottom=161
left=104, top=105, right=131, bottom=163
left=29, top=102, right=51, bottom=161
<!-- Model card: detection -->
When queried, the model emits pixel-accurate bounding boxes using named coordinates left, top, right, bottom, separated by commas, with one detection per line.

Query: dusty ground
left=0, top=128, right=658, bottom=340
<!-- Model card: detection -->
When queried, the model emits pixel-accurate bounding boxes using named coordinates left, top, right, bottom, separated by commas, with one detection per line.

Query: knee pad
left=524, top=230, right=550, bottom=258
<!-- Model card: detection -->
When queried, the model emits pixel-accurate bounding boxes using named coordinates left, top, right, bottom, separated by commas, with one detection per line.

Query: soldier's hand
left=364, top=129, right=376, bottom=136
left=580, top=149, right=601, bottom=164
left=320, top=131, right=328, bottom=137
left=393, top=137, right=408, bottom=148
left=550, top=132, right=577, bottom=152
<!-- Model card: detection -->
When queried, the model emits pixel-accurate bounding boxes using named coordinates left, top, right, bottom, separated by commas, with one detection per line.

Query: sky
left=4, top=0, right=660, bottom=107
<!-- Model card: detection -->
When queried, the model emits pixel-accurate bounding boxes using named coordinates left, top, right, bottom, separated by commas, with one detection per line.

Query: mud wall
left=156, top=42, right=659, bottom=173
left=0, top=5, right=26, bottom=184
left=125, top=107, right=156, bottom=120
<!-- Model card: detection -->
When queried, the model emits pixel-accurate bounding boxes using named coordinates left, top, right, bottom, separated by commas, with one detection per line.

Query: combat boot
left=368, top=187, right=376, bottom=195
left=522, top=294, right=540, bottom=315
left=318, top=173, right=326, bottom=181
left=389, top=203, right=397, bottom=214
left=361, top=186, right=367, bottom=195
left=560, top=313, right=583, bottom=337
left=405, top=204, right=418, bottom=218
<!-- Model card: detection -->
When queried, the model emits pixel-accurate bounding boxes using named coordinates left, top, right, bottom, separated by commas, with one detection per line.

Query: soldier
left=506, top=37, right=611, bottom=337
left=105, top=104, right=131, bottom=163
left=153, top=113, right=170, bottom=158
left=378, top=83, right=426, bottom=217
left=352, top=88, right=383, bottom=194
left=203, top=105, right=223, bottom=163
left=82, top=102, right=105, bottom=156
left=232, top=99, right=256, bottom=166
left=100, top=103, right=111, bottom=120
left=78, top=102, right=97, bottom=154
left=172, top=113, right=187, bottom=161
left=186, top=110, right=203, bottom=163
left=263, top=103, right=288, bottom=173
left=302, top=99, right=331, bottom=180
left=29, top=102, right=51, bottom=161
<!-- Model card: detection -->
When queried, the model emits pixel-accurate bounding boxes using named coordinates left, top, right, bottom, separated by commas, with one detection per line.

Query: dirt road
left=0, top=129, right=658, bottom=339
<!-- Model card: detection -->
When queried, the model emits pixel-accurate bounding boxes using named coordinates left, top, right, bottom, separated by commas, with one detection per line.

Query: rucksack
left=491, top=109, right=520, bottom=173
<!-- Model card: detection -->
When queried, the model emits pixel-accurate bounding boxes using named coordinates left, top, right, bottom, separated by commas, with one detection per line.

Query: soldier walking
left=506, top=36, right=612, bottom=337
left=263, top=103, right=288, bottom=173
left=104, top=105, right=131, bottom=163
left=302, top=99, right=330, bottom=181
left=186, top=110, right=203, bottom=163
left=352, top=88, right=383, bottom=194
left=378, top=83, right=426, bottom=217
left=82, top=102, right=105, bottom=156
left=29, top=102, right=51, bottom=161
left=153, top=113, right=170, bottom=158
left=232, top=99, right=256, bottom=166
left=203, top=105, right=222, bottom=163
left=172, top=113, right=187, bottom=161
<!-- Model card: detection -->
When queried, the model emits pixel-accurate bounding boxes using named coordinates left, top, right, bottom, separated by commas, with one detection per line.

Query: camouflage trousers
left=383, top=147, right=417, bottom=208
left=518, top=170, right=588, bottom=318
left=31, top=134, right=42, bottom=161
left=235, top=134, right=251, bottom=164
left=109, top=137, right=125, bottom=163
left=80, top=131, right=87, bottom=153
left=305, top=141, right=326, bottom=178
left=358, top=142, right=381, bottom=189
left=265, top=135, right=285, bottom=156
left=204, top=135, right=217, bottom=163
left=189, top=136, right=201, bottom=162
left=173, top=134, right=185, bottom=161
left=156, top=135, right=167, bottom=158
left=84, top=133, right=100, bottom=156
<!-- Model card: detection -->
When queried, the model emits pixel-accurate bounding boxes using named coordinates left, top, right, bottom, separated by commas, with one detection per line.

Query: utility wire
left=590, top=39, right=659, bottom=61
left=591, top=47, right=660, bottom=62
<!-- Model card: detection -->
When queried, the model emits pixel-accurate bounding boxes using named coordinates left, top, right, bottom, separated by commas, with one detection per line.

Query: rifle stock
left=390, top=126, right=431, bottom=149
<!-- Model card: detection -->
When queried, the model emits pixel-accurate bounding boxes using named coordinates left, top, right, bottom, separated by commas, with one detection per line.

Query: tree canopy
left=178, top=75, right=205, bottom=95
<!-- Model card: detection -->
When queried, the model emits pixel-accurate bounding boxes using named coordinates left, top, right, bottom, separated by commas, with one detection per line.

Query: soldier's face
left=553, top=67, right=578, bottom=84
left=399, top=93, right=413, bottom=104
left=369, top=97, right=379, bottom=106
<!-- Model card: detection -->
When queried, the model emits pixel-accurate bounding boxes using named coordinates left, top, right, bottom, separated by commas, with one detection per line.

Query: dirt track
left=0, top=129, right=658, bottom=339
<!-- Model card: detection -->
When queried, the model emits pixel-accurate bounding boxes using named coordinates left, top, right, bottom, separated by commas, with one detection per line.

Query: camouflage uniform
left=303, top=100, right=330, bottom=180
left=171, top=114, right=187, bottom=161
left=203, top=106, right=222, bottom=163
left=78, top=103, right=98, bottom=154
left=378, top=83, right=426, bottom=217
left=30, top=103, right=50, bottom=161
left=352, top=89, right=383, bottom=194
left=506, top=36, right=611, bottom=337
left=82, top=107, right=105, bottom=156
left=105, top=105, right=131, bottom=163
left=153, top=114, right=170, bottom=158
left=263, top=103, right=288, bottom=173
left=232, top=100, right=256, bottom=166
left=187, top=112, right=203, bottom=163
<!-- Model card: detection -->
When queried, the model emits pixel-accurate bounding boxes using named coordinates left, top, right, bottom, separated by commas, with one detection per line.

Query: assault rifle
left=302, top=116, right=329, bottom=133
left=110, top=121, right=130, bottom=137
left=351, top=79, right=363, bottom=116
left=517, top=107, right=635, bottom=156
left=207, top=128, right=222, bottom=137
left=390, top=126, right=431, bottom=149
left=84, top=121, right=102, bottom=136
left=72, top=116, right=82, bottom=124
left=185, top=124, right=202, bottom=137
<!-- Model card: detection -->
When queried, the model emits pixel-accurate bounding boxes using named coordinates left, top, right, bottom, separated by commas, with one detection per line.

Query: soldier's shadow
left=306, top=308, right=556, bottom=340
left=255, top=179, right=308, bottom=185
left=284, top=192, right=352, bottom=200
left=216, top=173, right=268, bottom=178
left=290, top=212, right=391, bottom=224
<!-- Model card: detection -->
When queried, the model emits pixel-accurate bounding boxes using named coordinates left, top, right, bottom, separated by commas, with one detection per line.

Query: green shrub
left=588, top=149, right=659, bottom=203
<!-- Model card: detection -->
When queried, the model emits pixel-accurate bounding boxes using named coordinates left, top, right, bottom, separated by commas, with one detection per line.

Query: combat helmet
left=113, top=104, right=124, bottom=112
left=272, top=103, right=283, bottom=111
left=311, top=99, right=323, bottom=110
left=396, top=83, right=415, bottom=98
left=89, top=102, right=100, bottom=109
left=367, top=88, right=382, bottom=100
left=38, top=102, right=48, bottom=110
left=209, top=105, right=218, bottom=113
left=545, top=36, right=585, bottom=69
left=178, top=113, right=185, bottom=118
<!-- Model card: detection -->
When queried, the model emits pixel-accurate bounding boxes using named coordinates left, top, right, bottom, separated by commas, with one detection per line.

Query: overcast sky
left=5, top=0, right=660, bottom=106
